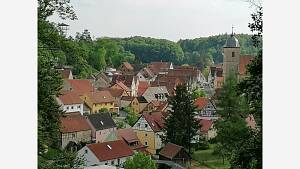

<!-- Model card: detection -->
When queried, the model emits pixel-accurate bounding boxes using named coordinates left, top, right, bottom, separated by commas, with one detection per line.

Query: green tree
left=38, top=0, right=77, bottom=20
left=124, top=152, right=156, bottom=169
left=214, top=73, right=251, bottom=167
left=125, top=107, right=138, bottom=127
left=232, top=4, right=263, bottom=169
left=191, top=88, right=206, bottom=99
left=164, top=84, right=198, bottom=153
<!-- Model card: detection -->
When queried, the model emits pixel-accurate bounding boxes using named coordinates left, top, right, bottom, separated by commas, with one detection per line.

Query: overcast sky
left=49, top=0, right=256, bottom=42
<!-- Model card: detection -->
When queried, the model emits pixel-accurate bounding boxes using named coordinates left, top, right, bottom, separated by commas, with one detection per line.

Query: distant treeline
left=39, top=21, right=258, bottom=78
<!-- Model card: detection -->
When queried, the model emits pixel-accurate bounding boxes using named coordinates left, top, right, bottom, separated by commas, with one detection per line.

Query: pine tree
left=164, top=84, right=198, bottom=153
left=214, top=73, right=250, bottom=159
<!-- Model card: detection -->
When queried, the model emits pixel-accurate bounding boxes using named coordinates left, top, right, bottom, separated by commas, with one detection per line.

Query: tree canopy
left=124, top=152, right=156, bottom=169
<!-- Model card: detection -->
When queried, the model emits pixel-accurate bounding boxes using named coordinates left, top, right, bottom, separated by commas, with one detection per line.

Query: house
left=136, top=96, right=149, bottom=113
left=118, top=62, right=134, bottom=75
left=111, top=75, right=139, bottom=97
left=195, top=97, right=217, bottom=118
left=151, top=75, right=181, bottom=96
left=197, top=119, right=217, bottom=140
left=115, top=128, right=148, bottom=153
left=132, top=111, right=166, bottom=154
left=148, top=61, right=173, bottom=75
left=142, top=86, right=169, bottom=103
left=86, top=113, right=117, bottom=143
left=238, top=55, right=254, bottom=80
left=88, top=72, right=111, bottom=89
left=136, top=67, right=155, bottom=82
left=214, top=76, right=224, bottom=89
left=59, top=113, right=92, bottom=150
left=57, top=91, right=84, bottom=115
left=100, top=88, right=125, bottom=108
left=110, top=81, right=131, bottom=96
left=159, top=142, right=191, bottom=167
left=167, top=67, right=202, bottom=90
left=77, top=140, right=134, bottom=167
left=81, top=91, right=117, bottom=113
left=120, top=96, right=135, bottom=109
left=57, top=68, right=73, bottom=79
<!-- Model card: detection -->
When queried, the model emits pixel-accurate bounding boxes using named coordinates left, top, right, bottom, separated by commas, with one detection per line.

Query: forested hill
left=178, top=34, right=259, bottom=66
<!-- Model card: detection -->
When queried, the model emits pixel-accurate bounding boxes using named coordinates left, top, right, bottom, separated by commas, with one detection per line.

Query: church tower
left=223, top=30, right=240, bottom=81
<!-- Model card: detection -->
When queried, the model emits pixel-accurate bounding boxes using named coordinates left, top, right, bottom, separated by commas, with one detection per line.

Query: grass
left=191, top=144, right=230, bottom=169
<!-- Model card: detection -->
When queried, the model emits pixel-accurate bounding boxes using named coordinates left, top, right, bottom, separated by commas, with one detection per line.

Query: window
left=105, top=162, right=108, bottom=165
left=66, top=106, right=69, bottom=110
left=145, top=133, right=148, bottom=136
left=145, top=124, right=148, bottom=128
left=111, top=160, right=115, bottom=165
left=78, top=105, right=81, bottom=109
left=232, top=52, right=235, bottom=57
left=145, top=141, right=148, bottom=145
left=137, top=123, right=140, bottom=127
left=71, top=106, right=74, bottom=109
left=72, top=133, right=75, bottom=139
left=85, top=149, right=88, bottom=154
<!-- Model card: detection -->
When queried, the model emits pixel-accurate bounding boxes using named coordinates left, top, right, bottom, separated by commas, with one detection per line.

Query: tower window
left=232, top=52, right=235, bottom=57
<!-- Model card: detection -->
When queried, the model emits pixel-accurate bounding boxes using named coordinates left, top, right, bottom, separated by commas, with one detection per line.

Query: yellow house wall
left=92, top=102, right=114, bottom=113
left=131, top=99, right=139, bottom=114
left=134, top=130, right=156, bottom=154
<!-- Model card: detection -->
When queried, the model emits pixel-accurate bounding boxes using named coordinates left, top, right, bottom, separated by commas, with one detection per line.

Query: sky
left=50, top=0, right=257, bottom=42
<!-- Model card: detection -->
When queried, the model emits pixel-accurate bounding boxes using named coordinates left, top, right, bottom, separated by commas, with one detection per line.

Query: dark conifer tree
left=164, top=84, right=198, bottom=153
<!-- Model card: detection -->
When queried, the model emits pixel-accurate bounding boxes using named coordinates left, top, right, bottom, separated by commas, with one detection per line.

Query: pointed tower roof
left=224, top=26, right=240, bottom=48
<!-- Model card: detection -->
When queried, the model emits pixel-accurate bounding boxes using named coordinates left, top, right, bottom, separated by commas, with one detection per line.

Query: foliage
left=124, top=152, right=156, bottom=169
left=215, top=73, right=251, bottom=156
left=99, top=108, right=109, bottom=113
left=233, top=5, right=262, bottom=169
left=125, top=107, right=138, bottom=127
left=116, top=36, right=184, bottom=64
left=164, top=84, right=198, bottom=153
left=191, top=88, right=206, bottom=99
left=38, top=0, right=77, bottom=20
left=116, top=120, right=125, bottom=129
left=192, top=144, right=230, bottom=169
left=178, top=34, right=258, bottom=65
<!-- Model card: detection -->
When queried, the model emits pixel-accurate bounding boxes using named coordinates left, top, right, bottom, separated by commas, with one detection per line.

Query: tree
left=38, top=0, right=77, bottom=20
left=124, top=152, right=156, bottom=169
left=214, top=73, right=252, bottom=168
left=125, top=107, right=138, bottom=127
left=191, top=88, right=206, bottom=99
left=99, top=108, right=108, bottom=113
left=164, top=84, right=198, bottom=153
left=232, top=4, right=262, bottom=169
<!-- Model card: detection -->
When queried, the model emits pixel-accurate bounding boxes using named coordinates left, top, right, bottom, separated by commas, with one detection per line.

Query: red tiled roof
left=87, top=140, right=134, bottom=161
left=195, top=97, right=209, bottom=109
left=86, top=91, right=114, bottom=104
left=159, top=142, right=183, bottom=159
left=239, top=55, right=254, bottom=75
left=112, top=75, right=134, bottom=88
left=67, top=79, right=94, bottom=95
left=60, top=114, right=91, bottom=133
left=100, top=88, right=124, bottom=97
left=143, top=111, right=165, bottom=132
left=121, top=96, right=135, bottom=101
left=137, top=81, right=149, bottom=96
left=122, top=62, right=134, bottom=71
left=58, top=91, right=83, bottom=105
left=156, top=101, right=168, bottom=112
left=148, top=62, right=172, bottom=75
left=113, top=81, right=131, bottom=92
left=116, top=128, right=139, bottom=143
left=199, top=119, right=213, bottom=133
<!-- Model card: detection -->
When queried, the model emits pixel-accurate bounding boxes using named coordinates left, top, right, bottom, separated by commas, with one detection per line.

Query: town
left=37, top=1, right=262, bottom=169
left=41, top=32, right=255, bottom=169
